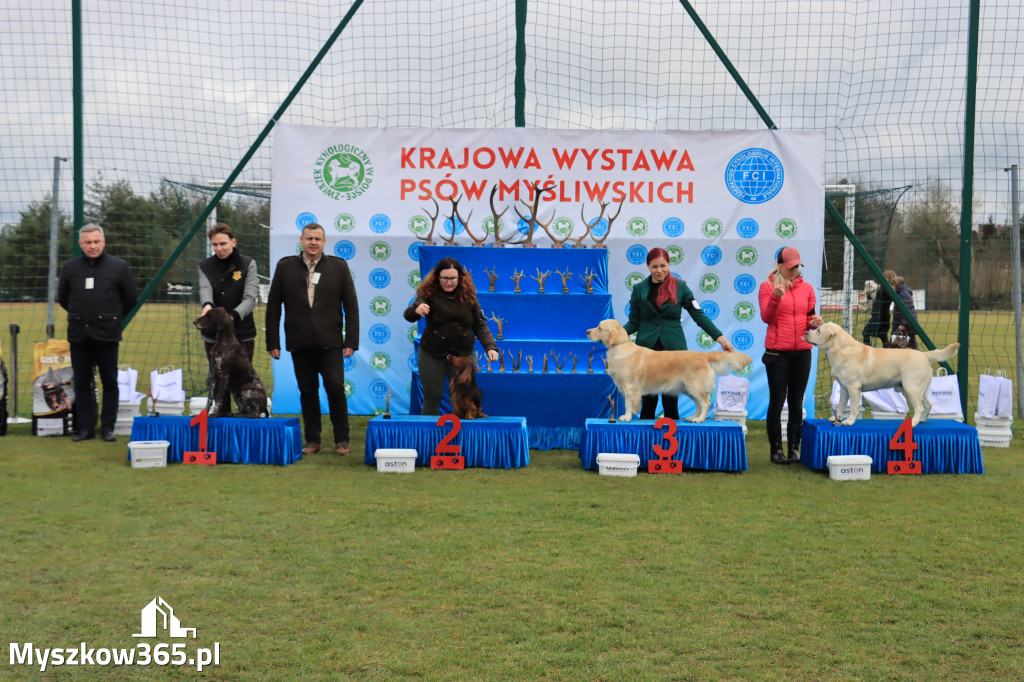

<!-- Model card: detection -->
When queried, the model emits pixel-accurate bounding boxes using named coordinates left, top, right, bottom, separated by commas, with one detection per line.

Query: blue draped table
left=578, top=418, right=747, bottom=472
left=365, top=415, right=530, bottom=469
left=410, top=370, right=615, bottom=450
left=129, top=416, right=303, bottom=466
left=801, top=419, right=984, bottom=474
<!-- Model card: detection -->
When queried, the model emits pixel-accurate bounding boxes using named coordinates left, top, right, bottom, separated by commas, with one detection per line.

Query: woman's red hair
left=647, top=247, right=678, bottom=307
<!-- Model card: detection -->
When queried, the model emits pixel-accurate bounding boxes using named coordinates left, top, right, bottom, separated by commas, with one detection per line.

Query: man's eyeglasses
left=439, top=276, right=459, bottom=282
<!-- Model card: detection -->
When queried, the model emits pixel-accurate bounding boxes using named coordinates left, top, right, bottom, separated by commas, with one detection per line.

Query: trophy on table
left=606, top=394, right=617, bottom=423
left=532, top=268, right=552, bottom=294
left=580, top=268, right=598, bottom=294
left=383, top=386, right=394, bottom=419
left=499, top=349, right=507, bottom=372
left=483, top=266, right=499, bottom=292
left=569, top=352, right=579, bottom=373
left=487, top=311, right=507, bottom=340
left=555, top=267, right=573, bottom=293
left=542, top=351, right=552, bottom=374
left=588, top=347, right=596, bottom=373
left=555, top=352, right=567, bottom=373
left=526, top=355, right=534, bottom=373
left=588, top=199, right=623, bottom=249
left=511, top=269, right=526, bottom=293
left=512, top=350, right=522, bottom=373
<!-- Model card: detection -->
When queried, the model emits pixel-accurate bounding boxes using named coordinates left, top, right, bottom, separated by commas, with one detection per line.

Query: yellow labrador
left=586, top=319, right=752, bottom=422
left=804, top=322, right=959, bottom=426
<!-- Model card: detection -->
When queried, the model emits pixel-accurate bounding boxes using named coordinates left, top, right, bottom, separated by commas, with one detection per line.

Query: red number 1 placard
left=887, top=418, right=920, bottom=475
left=431, top=414, right=465, bottom=469
left=648, top=417, right=682, bottom=473
left=183, top=409, right=217, bottom=465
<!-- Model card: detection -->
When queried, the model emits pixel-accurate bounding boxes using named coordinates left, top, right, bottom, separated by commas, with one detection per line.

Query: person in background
left=890, top=272, right=919, bottom=349
left=405, top=257, right=499, bottom=416
left=266, top=223, right=359, bottom=455
left=758, top=247, right=822, bottom=465
left=624, top=247, right=734, bottom=421
left=58, top=224, right=138, bottom=442
left=198, top=222, right=259, bottom=363
left=860, top=273, right=893, bottom=347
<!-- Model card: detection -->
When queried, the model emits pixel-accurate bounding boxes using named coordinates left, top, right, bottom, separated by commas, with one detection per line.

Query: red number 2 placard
left=431, top=414, right=465, bottom=469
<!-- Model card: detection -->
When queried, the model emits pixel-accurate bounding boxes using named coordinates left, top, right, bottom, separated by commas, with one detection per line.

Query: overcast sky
left=2, top=0, right=1022, bottom=228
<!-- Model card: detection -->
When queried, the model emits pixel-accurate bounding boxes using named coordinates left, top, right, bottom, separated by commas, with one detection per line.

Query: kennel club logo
left=333, top=213, right=355, bottom=233
left=733, top=301, right=756, bottom=322
left=776, top=217, right=798, bottom=238
left=314, top=144, right=374, bottom=200
left=725, top=147, right=784, bottom=204
left=698, top=273, right=720, bottom=294
left=370, top=296, right=391, bottom=317
left=369, top=241, right=391, bottom=262
left=735, top=246, right=759, bottom=266
left=701, top=218, right=724, bottom=239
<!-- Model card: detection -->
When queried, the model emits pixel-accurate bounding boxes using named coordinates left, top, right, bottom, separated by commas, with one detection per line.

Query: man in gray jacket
left=266, top=223, right=359, bottom=455
left=58, top=224, right=137, bottom=442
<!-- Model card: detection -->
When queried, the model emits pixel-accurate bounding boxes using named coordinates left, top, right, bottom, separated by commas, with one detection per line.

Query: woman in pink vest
left=758, top=247, right=823, bottom=465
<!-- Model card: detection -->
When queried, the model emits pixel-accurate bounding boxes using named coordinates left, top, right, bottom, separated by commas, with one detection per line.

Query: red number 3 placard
left=649, top=417, right=682, bottom=473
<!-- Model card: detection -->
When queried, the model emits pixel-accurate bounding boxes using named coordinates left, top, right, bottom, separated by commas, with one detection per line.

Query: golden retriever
left=586, top=319, right=752, bottom=422
left=804, top=322, right=959, bottom=426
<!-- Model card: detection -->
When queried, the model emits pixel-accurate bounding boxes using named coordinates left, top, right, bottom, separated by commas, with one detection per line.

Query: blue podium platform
left=578, top=418, right=747, bottom=472
left=365, top=415, right=530, bottom=469
left=801, top=419, right=983, bottom=474
left=129, top=416, right=303, bottom=466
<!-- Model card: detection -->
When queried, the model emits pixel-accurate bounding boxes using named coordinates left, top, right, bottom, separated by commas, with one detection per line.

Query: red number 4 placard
left=887, top=418, right=920, bottom=475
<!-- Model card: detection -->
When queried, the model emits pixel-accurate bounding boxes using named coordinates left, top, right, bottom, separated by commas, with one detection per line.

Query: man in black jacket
left=266, top=223, right=359, bottom=455
left=57, top=224, right=137, bottom=442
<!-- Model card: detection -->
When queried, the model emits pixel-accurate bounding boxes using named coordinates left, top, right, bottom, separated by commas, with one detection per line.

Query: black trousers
left=70, top=339, right=120, bottom=435
left=291, top=347, right=349, bottom=445
left=764, top=348, right=812, bottom=446
left=639, top=339, right=680, bottom=420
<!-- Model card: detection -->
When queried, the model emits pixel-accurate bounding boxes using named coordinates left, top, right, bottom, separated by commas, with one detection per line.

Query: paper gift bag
left=149, top=367, right=186, bottom=403
left=714, top=375, right=749, bottom=413
left=117, top=366, right=146, bottom=402
left=977, top=370, right=1012, bottom=419
left=863, top=387, right=909, bottom=413
left=829, top=380, right=863, bottom=415
left=927, top=367, right=962, bottom=415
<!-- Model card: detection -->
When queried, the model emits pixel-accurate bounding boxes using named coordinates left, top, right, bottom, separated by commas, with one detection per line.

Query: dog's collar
left=606, top=339, right=628, bottom=348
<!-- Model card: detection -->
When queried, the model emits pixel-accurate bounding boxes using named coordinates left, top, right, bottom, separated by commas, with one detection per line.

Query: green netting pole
left=122, top=0, right=366, bottom=327
left=676, top=0, right=776, bottom=131
left=514, top=0, right=527, bottom=127
left=72, top=0, right=83, bottom=256
left=956, top=0, right=981, bottom=414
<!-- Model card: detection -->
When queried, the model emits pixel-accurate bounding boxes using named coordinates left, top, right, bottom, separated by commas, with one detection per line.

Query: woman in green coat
left=623, top=247, right=734, bottom=420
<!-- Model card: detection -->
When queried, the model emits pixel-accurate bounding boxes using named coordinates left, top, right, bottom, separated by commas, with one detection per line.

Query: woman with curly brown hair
left=404, top=257, right=499, bottom=415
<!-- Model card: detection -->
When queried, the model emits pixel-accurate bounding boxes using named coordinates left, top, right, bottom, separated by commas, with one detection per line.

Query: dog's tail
left=924, top=342, right=960, bottom=364
left=706, top=351, right=753, bottom=375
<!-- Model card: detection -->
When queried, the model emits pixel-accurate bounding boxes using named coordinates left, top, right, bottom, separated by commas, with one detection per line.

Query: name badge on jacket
left=85, top=277, right=95, bottom=289
left=311, top=273, right=321, bottom=285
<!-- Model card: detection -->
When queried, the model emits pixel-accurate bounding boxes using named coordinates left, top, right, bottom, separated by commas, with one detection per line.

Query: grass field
left=1, top=417, right=1021, bottom=680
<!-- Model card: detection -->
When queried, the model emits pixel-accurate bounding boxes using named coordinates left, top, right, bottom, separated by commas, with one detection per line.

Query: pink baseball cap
left=778, top=247, right=803, bottom=269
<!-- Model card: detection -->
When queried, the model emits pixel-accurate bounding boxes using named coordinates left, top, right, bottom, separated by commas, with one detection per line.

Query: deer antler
left=572, top=202, right=604, bottom=248
left=489, top=184, right=512, bottom=248
left=439, top=194, right=468, bottom=246
left=417, top=197, right=440, bottom=245
left=450, top=194, right=487, bottom=246
left=511, top=182, right=556, bottom=248
left=590, top=199, right=624, bottom=248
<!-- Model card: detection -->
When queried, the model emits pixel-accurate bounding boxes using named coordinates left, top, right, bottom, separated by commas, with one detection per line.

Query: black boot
left=787, top=434, right=801, bottom=464
left=769, top=436, right=788, bottom=465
